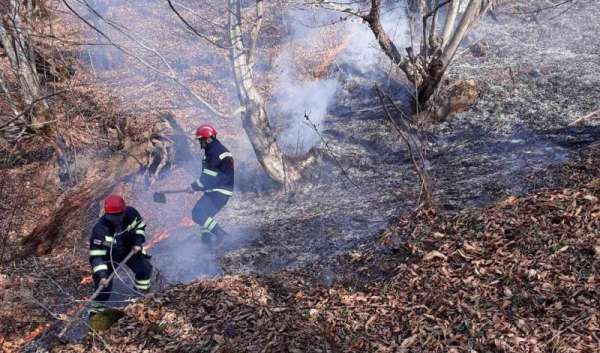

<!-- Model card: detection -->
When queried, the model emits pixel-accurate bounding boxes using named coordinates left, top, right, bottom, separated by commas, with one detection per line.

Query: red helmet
left=104, top=194, right=126, bottom=214
left=196, top=124, right=217, bottom=139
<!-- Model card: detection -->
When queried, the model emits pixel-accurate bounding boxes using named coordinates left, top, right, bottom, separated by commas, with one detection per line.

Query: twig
left=303, top=112, right=361, bottom=192
left=303, top=112, right=389, bottom=221
left=503, top=0, right=576, bottom=15
left=0, top=90, right=66, bottom=131
left=166, top=0, right=230, bottom=49
left=375, top=85, right=434, bottom=209
left=570, top=109, right=600, bottom=126
left=547, top=312, right=593, bottom=343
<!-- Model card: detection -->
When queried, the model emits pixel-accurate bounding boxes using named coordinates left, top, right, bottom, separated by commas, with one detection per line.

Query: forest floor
left=1, top=1, right=599, bottom=352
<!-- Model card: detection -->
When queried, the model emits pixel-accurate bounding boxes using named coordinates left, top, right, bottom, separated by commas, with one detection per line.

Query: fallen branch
left=571, top=109, right=600, bottom=126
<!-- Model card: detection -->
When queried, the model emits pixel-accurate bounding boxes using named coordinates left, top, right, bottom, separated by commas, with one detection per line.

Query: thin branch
left=170, top=1, right=224, bottom=28
left=424, top=0, right=453, bottom=19
left=375, top=85, right=433, bottom=208
left=0, top=74, right=21, bottom=116
left=166, top=0, right=230, bottom=49
left=0, top=90, right=66, bottom=131
left=304, top=0, right=366, bottom=18
left=570, top=109, right=600, bottom=126
left=504, top=0, right=576, bottom=15
left=246, top=0, right=264, bottom=69
left=61, top=0, right=240, bottom=118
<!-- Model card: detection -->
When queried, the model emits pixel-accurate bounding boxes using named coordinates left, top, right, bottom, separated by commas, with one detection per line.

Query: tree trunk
left=0, top=0, right=48, bottom=122
left=21, top=118, right=171, bottom=256
left=440, top=0, right=483, bottom=68
left=227, top=0, right=288, bottom=185
left=417, top=56, right=445, bottom=106
left=441, top=0, right=460, bottom=48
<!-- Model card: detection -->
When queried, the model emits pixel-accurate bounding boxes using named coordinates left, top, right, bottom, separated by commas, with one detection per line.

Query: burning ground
left=1, top=0, right=600, bottom=352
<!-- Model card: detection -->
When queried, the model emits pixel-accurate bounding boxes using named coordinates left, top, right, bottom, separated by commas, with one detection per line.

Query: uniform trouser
left=91, top=253, right=153, bottom=310
left=191, top=191, right=230, bottom=239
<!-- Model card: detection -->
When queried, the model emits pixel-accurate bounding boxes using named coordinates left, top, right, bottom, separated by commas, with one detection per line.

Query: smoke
left=270, top=52, right=338, bottom=155
left=69, top=1, right=413, bottom=285
left=271, top=6, right=410, bottom=153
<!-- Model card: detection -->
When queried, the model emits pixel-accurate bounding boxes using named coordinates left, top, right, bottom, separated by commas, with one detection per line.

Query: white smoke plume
left=271, top=5, right=410, bottom=154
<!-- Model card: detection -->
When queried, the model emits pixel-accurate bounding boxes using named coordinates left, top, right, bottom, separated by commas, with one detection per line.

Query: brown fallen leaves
left=53, top=174, right=600, bottom=353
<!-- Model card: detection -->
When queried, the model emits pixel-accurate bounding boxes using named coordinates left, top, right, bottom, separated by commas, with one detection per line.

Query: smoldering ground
left=65, top=0, right=600, bottom=279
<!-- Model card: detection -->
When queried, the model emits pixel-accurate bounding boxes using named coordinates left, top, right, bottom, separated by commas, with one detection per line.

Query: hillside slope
left=56, top=145, right=600, bottom=353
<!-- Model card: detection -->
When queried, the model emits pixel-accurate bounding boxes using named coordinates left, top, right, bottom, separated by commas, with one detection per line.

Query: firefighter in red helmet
left=88, top=194, right=152, bottom=315
left=189, top=123, right=234, bottom=246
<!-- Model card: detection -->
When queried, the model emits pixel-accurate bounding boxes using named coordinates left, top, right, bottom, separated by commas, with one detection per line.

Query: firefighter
left=89, top=194, right=153, bottom=314
left=189, top=123, right=234, bottom=246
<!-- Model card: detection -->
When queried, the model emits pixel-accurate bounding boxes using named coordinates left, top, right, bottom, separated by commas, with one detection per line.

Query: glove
left=190, top=182, right=204, bottom=192
left=99, top=278, right=111, bottom=288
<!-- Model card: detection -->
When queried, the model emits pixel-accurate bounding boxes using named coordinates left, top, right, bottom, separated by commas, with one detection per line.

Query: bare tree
left=0, top=0, right=48, bottom=126
left=310, top=0, right=506, bottom=110
left=226, top=0, right=289, bottom=184
left=169, top=0, right=295, bottom=185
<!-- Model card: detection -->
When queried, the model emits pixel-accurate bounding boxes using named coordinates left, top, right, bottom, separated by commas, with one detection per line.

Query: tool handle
left=88, top=250, right=135, bottom=300
left=159, top=188, right=189, bottom=194
left=58, top=250, right=136, bottom=338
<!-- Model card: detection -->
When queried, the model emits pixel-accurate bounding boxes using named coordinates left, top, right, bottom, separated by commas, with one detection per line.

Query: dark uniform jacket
left=89, top=207, right=146, bottom=278
left=191, top=138, right=234, bottom=196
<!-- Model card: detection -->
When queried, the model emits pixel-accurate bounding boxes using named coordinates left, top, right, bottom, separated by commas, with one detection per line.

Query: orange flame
left=313, top=35, right=352, bottom=79
left=80, top=275, right=93, bottom=285
left=22, top=324, right=50, bottom=343
left=145, top=217, right=196, bottom=251
left=179, top=217, right=195, bottom=227
left=145, top=230, right=170, bottom=250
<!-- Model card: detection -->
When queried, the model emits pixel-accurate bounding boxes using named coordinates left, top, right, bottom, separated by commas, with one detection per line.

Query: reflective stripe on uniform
left=89, top=301, right=106, bottom=313
left=218, top=152, right=233, bottom=160
left=194, top=178, right=204, bottom=188
left=207, top=188, right=233, bottom=196
left=93, top=264, right=108, bottom=273
left=135, top=279, right=151, bottom=290
left=125, top=219, right=145, bottom=232
left=135, top=229, right=145, bottom=235
left=104, top=236, right=114, bottom=243
left=203, top=217, right=214, bottom=229
left=207, top=219, right=217, bottom=231
left=89, top=249, right=107, bottom=256
left=126, top=221, right=136, bottom=231
left=202, top=168, right=218, bottom=176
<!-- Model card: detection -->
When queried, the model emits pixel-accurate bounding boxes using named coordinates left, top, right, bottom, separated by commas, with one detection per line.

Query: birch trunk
left=0, top=0, right=47, bottom=123
left=227, top=0, right=287, bottom=185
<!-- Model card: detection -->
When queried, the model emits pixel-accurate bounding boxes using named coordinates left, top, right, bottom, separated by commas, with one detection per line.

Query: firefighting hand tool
left=57, top=250, right=135, bottom=341
left=152, top=188, right=190, bottom=203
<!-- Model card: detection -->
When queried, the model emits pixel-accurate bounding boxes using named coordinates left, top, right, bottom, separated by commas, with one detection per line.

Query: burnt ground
left=31, top=1, right=597, bottom=281
left=201, top=1, right=600, bottom=276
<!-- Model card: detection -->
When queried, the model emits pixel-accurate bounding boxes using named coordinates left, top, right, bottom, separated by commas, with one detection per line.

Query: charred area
left=1, top=0, right=599, bottom=352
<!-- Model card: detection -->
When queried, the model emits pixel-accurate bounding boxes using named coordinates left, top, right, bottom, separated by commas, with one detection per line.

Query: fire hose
left=57, top=250, right=135, bottom=340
